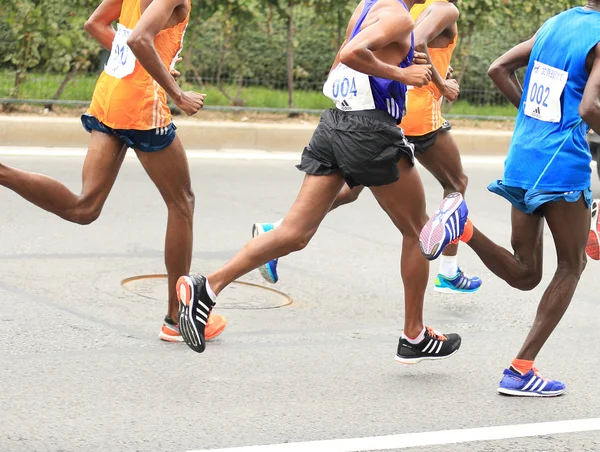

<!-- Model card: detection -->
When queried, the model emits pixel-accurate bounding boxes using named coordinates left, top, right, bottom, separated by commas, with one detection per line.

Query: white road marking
left=0, top=147, right=596, bottom=169
left=185, top=418, right=600, bottom=452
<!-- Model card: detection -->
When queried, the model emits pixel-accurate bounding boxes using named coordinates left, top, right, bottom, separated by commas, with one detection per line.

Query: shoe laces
left=426, top=326, right=447, bottom=341
left=532, top=367, right=549, bottom=381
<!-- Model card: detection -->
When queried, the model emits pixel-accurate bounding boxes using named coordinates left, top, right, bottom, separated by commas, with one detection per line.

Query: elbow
left=487, top=61, right=504, bottom=83
left=84, top=19, right=97, bottom=35
left=127, top=34, right=151, bottom=53
left=339, top=47, right=356, bottom=68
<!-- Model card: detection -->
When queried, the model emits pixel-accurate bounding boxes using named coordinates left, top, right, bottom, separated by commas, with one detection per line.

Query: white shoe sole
left=433, top=286, right=480, bottom=294
left=420, top=193, right=464, bottom=260
left=497, top=388, right=565, bottom=397
left=394, top=348, right=459, bottom=365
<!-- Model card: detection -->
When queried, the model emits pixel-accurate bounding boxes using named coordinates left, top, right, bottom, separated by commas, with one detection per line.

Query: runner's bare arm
left=84, top=0, right=123, bottom=51
left=580, top=43, right=600, bottom=134
left=127, top=0, right=186, bottom=101
left=128, top=0, right=204, bottom=115
left=329, top=3, right=365, bottom=73
left=414, top=3, right=460, bottom=100
left=339, top=14, right=431, bottom=87
left=488, top=35, right=536, bottom=108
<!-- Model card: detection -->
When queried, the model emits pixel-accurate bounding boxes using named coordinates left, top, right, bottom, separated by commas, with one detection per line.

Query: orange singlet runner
left=87, top=0, right=189, bottom=131
left=402, top=0, right=456, bottom=137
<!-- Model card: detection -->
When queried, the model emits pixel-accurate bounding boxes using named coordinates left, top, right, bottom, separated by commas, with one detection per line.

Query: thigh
left=81, top=130, right=128, bottom=204
left=283, top=173, right=346, bottom=234
left=369, top=158, right=428, bottom=236
left=414, top=130, right=466, bottom=189
left=134, top=135, right=193, bottom=204
left=542, top=196, right=589, bottom=265
left=510, top=206, right=545, bottom=271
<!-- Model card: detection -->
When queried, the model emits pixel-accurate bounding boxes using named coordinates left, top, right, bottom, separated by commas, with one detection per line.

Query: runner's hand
left=399, top=65, right=432, bottom=87
left=446, top=65, right=454, bottom=79
left=413, top=52, right=428, bottom=66
left=175, top=91, right=206, bottom=116
left=170, top=57, right=183, bottom=80
left=441, top=78, right=460, bottom=102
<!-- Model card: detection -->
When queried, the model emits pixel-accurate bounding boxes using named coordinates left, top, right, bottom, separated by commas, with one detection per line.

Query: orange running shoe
left=586, top=199, right=600, bottom=261
left=159, top=313, right=227, bottom=342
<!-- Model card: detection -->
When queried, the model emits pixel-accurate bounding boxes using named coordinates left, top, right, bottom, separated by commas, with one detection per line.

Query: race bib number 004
left=524, top=60, right=568, bottom=123
left=323, top=63, right=375, bottom=111
left=105, top=24, right=137, bottom=79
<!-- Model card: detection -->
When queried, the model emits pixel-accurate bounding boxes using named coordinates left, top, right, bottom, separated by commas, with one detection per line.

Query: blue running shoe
left=434, top=268, right=482, bottom=294
left=498, top=368, right=565, bottom=397
left=252, top=222, right=279, bottom=284
left=420, top=193, right=469, bottom=261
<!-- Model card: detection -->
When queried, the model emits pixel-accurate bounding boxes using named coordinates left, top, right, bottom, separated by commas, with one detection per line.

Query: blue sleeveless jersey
left=503, top=7, right=600, bottom=191
left=349, top=0, right=414, bottom=123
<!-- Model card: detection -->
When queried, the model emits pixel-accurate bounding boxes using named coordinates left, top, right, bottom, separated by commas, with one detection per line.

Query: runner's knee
left=69, top=202, right=102, bottom=225
left=278, top=224, right=315, bottom=253
left=557, top=252, right=587, bottom=278
left=511, top=269, right=543, bottom=291
left=165, top=189, right=195, bottom=219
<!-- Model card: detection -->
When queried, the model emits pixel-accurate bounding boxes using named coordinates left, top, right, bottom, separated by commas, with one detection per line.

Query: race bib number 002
left=323, top=63, right=375, bottom=111
left=105, top=24, right=137, bottom=79
left=524, top=60, right=568, bottom=123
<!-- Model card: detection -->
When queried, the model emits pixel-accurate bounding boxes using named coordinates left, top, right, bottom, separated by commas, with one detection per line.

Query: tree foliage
left=0, top=0, right=589, bottom=106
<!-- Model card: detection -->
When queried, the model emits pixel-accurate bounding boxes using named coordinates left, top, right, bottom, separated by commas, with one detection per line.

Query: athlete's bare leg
left=515, top=198, right=588, bottom=361
left=0, top=131, right=127, bottom=224
left=134, top=136, right=195, bottom=320
left=468, top=207, right=544, bottom=291
left=415, top=131, right=468, bottom=258
left=369, top=158, right=429, bottom=338
left=466, top=198, right=588, bottom=362
left=331, top=184, right=365, bottom=210
left=208, top=173, right=346, bottom=295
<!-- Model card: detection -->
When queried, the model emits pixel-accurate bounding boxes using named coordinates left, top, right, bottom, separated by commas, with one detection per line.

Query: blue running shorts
left=488, top=180, right=592, bottom=215
left=81, top=114, right=177, bottom=153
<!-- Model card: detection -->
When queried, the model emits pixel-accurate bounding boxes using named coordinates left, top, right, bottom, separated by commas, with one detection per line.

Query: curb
left=0, top=116, right=512, bottom=155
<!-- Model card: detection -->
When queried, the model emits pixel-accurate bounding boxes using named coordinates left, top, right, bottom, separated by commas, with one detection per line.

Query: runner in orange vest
left=0, top=0, right=226, bottom=342
left=252, top=0, right=482, bottom=296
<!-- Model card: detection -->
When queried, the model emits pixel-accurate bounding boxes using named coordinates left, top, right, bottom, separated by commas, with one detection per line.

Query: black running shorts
left=406, top=120, right=452, bottom=154
left=296, top=108, right=415, bottom=188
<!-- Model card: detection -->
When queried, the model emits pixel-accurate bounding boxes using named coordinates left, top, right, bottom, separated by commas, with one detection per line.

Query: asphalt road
left=1, top=149, right=600, bottom=452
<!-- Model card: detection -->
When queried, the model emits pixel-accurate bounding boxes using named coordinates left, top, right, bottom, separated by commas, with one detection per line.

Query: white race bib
left=323, top=63, right=375, bottom=111
left=105, top=24, right=137, bottom=79
left=524, top=60, right=568, bottom=123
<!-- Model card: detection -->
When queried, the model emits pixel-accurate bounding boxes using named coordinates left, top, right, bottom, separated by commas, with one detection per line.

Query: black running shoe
left=395, top=326, right=461, bottom=364
left=176, top=275, right=215, bottom=353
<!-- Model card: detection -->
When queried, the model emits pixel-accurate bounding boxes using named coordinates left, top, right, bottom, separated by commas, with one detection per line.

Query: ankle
left=402, top=324, right=425, bottom=342
left=511, top=358, right=534, bottom=375
left=206, top=276, right=220, bottom=300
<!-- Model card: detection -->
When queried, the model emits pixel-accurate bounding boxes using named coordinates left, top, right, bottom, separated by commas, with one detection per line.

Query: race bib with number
left=524, top=60, right=568, bottom=123
left=323, top=63, right=375, bottom=111
left=105, top=24, right=137, bottom=79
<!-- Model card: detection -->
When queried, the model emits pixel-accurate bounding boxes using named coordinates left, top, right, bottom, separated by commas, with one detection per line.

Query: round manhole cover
left=121, top=274, right=292, bottom=310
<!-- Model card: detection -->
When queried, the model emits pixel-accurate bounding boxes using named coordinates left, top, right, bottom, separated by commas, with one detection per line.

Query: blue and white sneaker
left=498, top=368, right=566, bottom=397
left=251, top=222, right=279, bottom=284
left=434, top=268, right=482, bottom=294
left=420, top=192, right=469, bottom=261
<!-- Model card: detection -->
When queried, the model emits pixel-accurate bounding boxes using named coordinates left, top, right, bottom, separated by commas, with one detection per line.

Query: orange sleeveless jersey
left=402, top=0, right=457, bottom=137
left=87, top=0, right=189, bottom=130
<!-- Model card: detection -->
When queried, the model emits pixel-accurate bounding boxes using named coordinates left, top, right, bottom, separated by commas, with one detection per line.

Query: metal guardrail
left=0, top=73, right=516, bottom=121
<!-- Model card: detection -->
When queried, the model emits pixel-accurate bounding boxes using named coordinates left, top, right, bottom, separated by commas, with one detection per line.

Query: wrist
left=171, top=89, right=184, bottom=103
left=395, top=67, right=408, bottom=84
